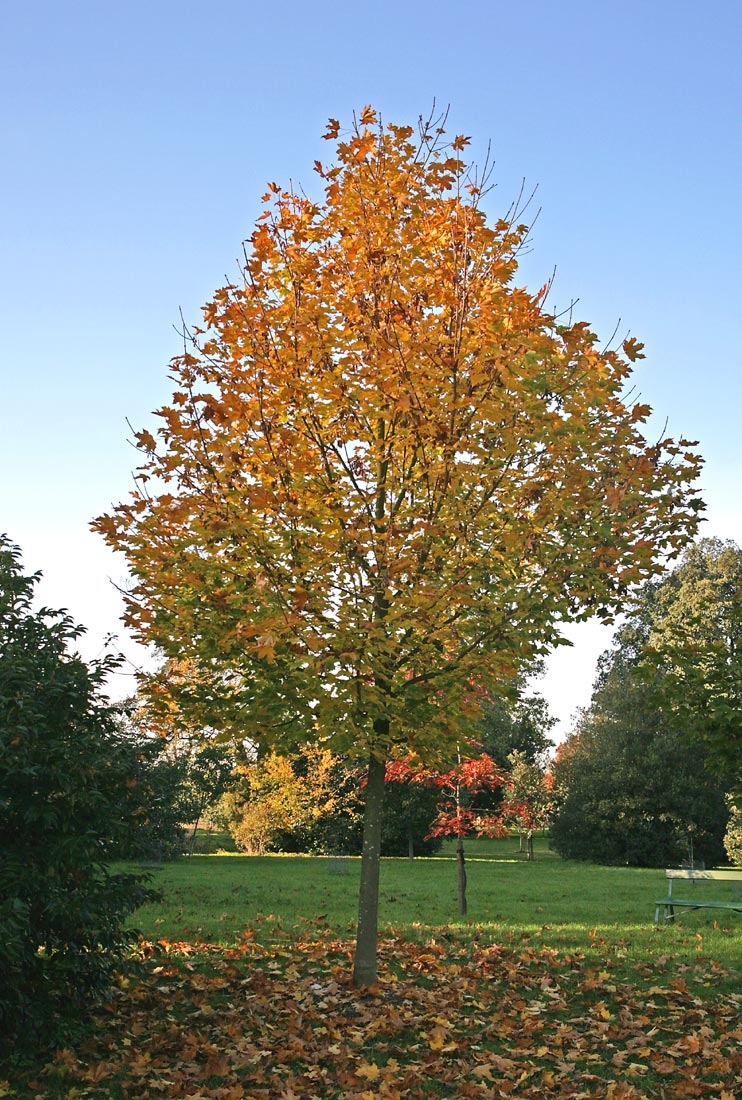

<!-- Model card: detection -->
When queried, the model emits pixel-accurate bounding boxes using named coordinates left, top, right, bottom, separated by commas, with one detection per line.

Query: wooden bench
left=654, top=868, right=742, bottom=923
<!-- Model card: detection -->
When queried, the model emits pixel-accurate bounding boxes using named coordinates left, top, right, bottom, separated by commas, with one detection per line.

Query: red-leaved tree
left=386, top=750, right=510, bottom=914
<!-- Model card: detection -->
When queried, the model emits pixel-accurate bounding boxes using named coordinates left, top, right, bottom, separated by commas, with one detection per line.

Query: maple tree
left=387, top=750, right=509, bottom=914
left=94, top=105, right=704, bottom=984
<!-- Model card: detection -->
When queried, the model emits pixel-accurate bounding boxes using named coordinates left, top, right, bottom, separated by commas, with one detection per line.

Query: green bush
left=724, top=796, right=742, bottom=866
left=0, top=537, right=157, bottom=1058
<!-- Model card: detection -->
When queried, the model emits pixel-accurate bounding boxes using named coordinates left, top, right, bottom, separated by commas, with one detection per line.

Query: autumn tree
left=502, top=750, right=555, bottom=860
left=94, top=106, right=703, bottom=984
left=387, top=750, right=510, bottom=914
left=220, top=744, right=337, bottom=855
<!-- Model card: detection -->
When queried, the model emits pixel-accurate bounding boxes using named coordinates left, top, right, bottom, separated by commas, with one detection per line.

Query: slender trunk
left=527, top=830, right=534, bottom=862
left=353, top=752, right=387, bottom=987
left=188, top=816, right=201, bottom=858
left=457, top=837, right=467, bottom=916
left=455, top=745, right=467, bottom=915
left=408, top=830, right=414, bottom=862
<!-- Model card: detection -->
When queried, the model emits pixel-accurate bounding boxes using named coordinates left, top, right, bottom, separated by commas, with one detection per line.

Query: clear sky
left=1, top=0, right=740, bottom=735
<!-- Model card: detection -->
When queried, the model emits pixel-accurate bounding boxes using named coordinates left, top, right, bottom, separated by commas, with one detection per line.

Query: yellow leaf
left=356, top=1062, right=381, bottom=1081
left=428, top=1025, right=447, bottom=1050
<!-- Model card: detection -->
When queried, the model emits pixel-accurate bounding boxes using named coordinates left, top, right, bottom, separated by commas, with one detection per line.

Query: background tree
left=221, top=745, right=337, bottom=854
left=550, top=630, right=730, bottom=867
left=502, top=749, right=555, bottom=859
left=106, top=728, right=189, bottom=862
left=94, top=107, right=703, bottom=984
left=724, top=797, right=742, bottom=866
left=379, top=775, right=443, bottom=859
left=641, top=538, right=742, bottom=799
left=177, top=742, right=237, bottom=856
left=0, top=537, right=156, bottom=1058
left=479, top=678, right=556, bottom=769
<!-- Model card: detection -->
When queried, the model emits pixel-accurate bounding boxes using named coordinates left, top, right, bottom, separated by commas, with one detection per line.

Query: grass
left=131, top=837, right=741, bottom=990
left=6, top=840, right=741, bottom=1098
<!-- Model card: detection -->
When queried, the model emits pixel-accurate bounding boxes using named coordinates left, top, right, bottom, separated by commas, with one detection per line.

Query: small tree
left=387, top=750, right=509, bottom=914
left=502, top=750, right=555, bottom=859
left=95, top=107, right=704, bottom=984
left=223, top=745, right=338, bottom=854
left=0, top=537, right=156, bottom=1057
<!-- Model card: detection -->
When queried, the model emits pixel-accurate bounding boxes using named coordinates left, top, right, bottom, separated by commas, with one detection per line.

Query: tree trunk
left=353, top=752, right=387, bottom=987
left=457, top=837, right=467, bottom=916
left=408, top=829, right=414, bottom=862
left=188, top=815, right=200, bottom=858
left=527, top=830, right=534, bottom=862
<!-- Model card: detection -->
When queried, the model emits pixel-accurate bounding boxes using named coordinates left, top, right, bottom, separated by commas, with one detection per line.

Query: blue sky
left=1, top=0, right=740, bottom=734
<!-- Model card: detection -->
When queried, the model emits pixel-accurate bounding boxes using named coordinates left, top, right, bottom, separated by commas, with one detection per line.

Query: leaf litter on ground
left=5, top=930, right=741, bottom=1099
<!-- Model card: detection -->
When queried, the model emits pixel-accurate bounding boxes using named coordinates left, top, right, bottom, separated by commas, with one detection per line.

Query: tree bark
left=353, top=752, right=387, bottom=987
left=188, top=815, right=200, bottom=858
left=457, top=837, right=467, bottom=916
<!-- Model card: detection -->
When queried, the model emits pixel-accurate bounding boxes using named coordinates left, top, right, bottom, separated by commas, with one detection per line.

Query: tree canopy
left=551, top=540, right=740, bottom=867
left=642, top=538, right=742, bottom=798
left=94, top=106, right=704, bottom=983
left=550, top=655, right=729, bottom=867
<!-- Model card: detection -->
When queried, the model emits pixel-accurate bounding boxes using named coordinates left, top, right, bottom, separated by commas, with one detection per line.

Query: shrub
left=724, top=797, right=742, bottom=866
left=0, top=537, right=157, bottom=1057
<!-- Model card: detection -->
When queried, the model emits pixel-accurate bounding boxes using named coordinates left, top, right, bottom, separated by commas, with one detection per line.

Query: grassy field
left=6, top=841, right=741, bottom=1099
left=132, top=837, right=741, bottom=983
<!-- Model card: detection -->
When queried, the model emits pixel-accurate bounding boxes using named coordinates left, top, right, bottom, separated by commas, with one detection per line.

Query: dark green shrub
left=0, top=537, right=157, bottom=1057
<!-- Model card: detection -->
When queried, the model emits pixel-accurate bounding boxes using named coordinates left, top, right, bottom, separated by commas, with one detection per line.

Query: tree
left=378, top=774, right=443, bottom=859
left=641, top=538, right=742, bottom=799
left=480, top=685, right=556, bottom=768
left=221, top=744, right=338, bottom=854
left=388, top=750, right=510, bottom=914
left=502, top=750, right=555, bottom=859
left=550, top=639, right=730, bottom=867
left=0, top=537, right=156, bottom=1057
left=178, top=743, right=237, bottom=856
left=94, top=106, right=703, bottom=984
left=106, top=727, right=190, bottom=862
left=724, top=797, right=742, bottom=866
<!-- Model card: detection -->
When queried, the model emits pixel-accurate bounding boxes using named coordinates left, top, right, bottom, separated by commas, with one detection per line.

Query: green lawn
left=7, top=844, right=741, bottom=1099
left=132, top=839, right=741, bottom=987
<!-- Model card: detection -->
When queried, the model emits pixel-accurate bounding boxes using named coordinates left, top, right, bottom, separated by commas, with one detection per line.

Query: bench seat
left=654, top=868, right=742, bottom=923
